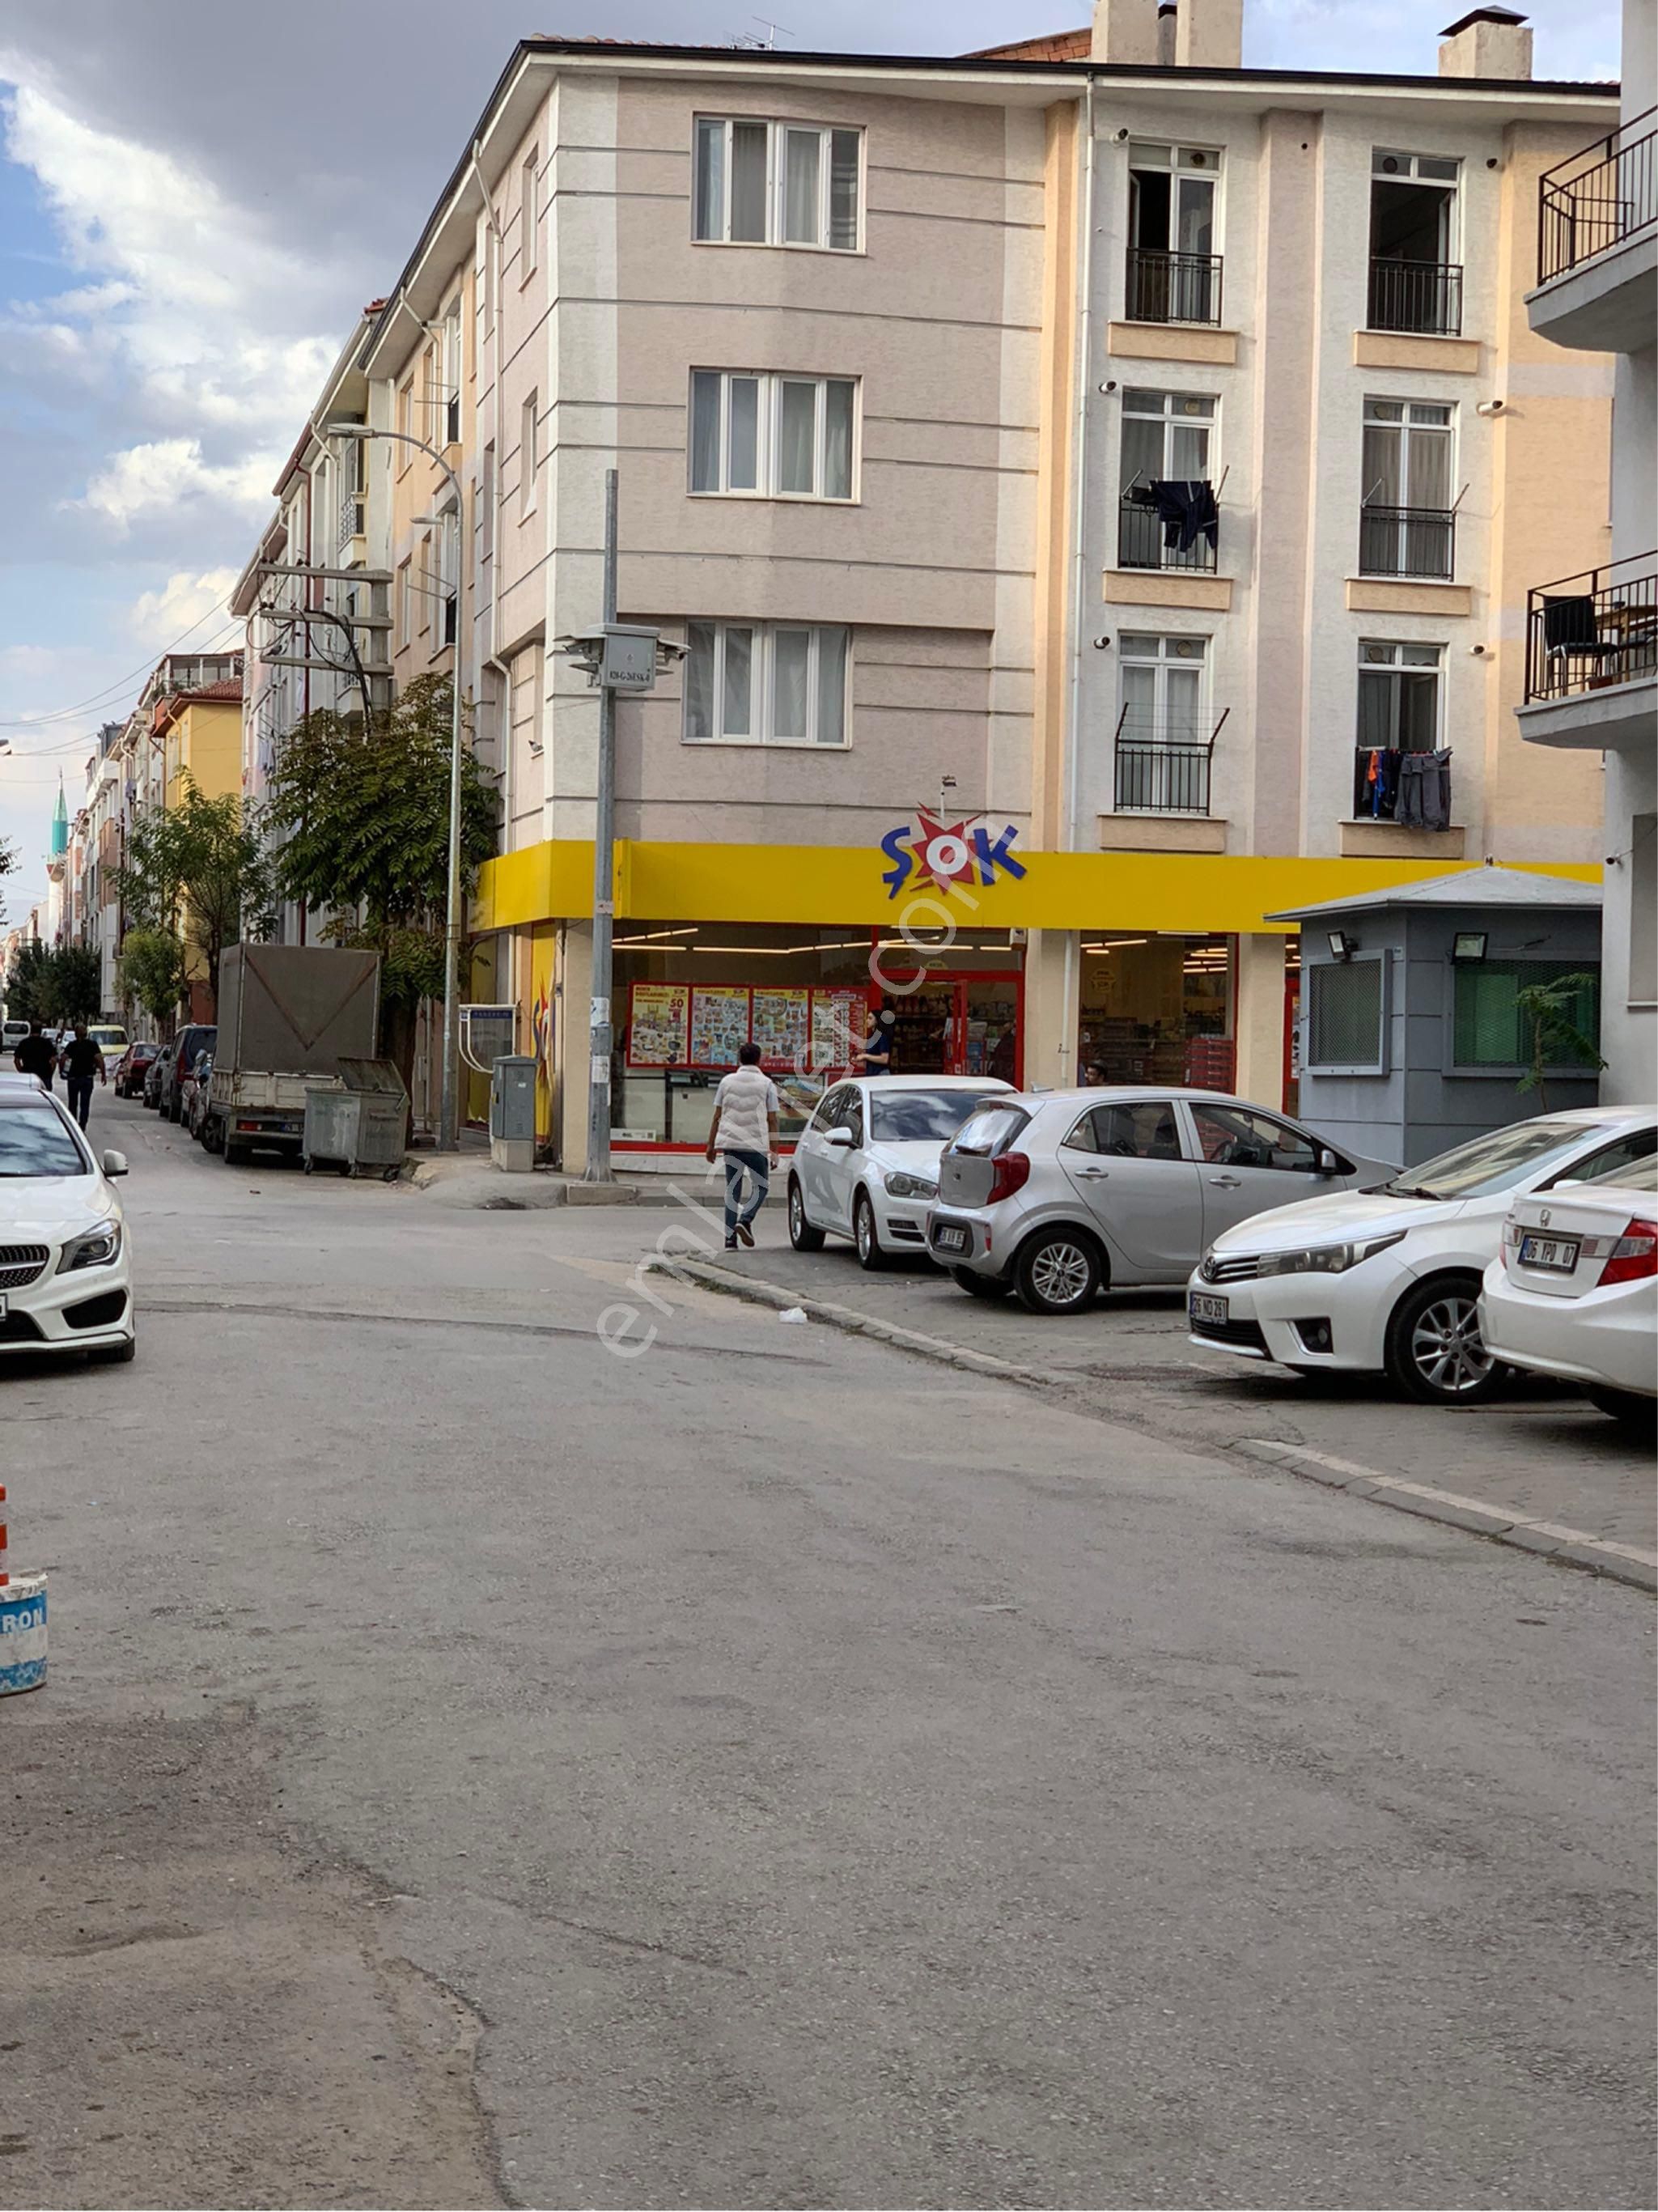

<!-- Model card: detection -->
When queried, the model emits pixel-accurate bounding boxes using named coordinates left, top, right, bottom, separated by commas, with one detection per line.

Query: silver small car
left=927, top=1087, right=1395, bottom=1315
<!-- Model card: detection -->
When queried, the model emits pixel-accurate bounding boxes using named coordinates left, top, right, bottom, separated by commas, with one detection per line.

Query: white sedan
left=1479, top=1155, right=1656, bottom=1430
left=0, top=1084, right=135, bottom=1365
left=1188, top=1106, right=1656, bottom=1406
left=788, top=1075, right=1013, bottom=1268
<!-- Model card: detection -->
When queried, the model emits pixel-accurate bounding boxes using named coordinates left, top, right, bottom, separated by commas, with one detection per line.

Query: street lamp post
left=324, top=421, right=464, bottom=1153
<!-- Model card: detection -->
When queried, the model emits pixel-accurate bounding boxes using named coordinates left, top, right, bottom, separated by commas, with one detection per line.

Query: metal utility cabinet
left=303, top=1058, right=409, bottom=1180
left=208, top=945, right=380, bottom=1165
left=490, top=1055, right=538, bottom=1173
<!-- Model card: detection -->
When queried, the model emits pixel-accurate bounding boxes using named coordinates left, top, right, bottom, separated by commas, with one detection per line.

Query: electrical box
left=489, top=1054, right=537, bottom=1173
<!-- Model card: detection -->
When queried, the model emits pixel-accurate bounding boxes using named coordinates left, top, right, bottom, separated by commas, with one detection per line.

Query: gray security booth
left=1271, top=865, right=1603, bottom=1168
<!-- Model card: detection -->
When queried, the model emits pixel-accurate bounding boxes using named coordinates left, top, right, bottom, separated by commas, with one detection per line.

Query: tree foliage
left=4, top=938, right=52, bottom=1025
left=117, top=928, right=189, bottom=1027
left=114, top=777, right=271, bottom=1013
left=5, top=940, right=101, bottom=1025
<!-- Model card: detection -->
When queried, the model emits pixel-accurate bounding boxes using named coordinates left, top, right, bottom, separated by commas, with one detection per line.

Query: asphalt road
left=2, top=1094, right=1653, bottom=2210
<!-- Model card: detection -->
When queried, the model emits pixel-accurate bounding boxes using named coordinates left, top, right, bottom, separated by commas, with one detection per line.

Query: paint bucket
left=0, top=1573, right=47, bottom=1696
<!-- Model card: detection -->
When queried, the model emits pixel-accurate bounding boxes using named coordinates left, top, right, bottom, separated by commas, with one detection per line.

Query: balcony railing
left=1113, top=708, right=1228, bottom=815
left=1359, top=503, right=1456, bottom=581
left=1524, top=553, right=1658, bottom=703
left=1538, top=106, right=1658, bottom=284
left=1367, top=257, right=1463, bottom=336
left=1118, top=489, right=1219, bottom=573
left=1125, top=248, right=1223, bottom=327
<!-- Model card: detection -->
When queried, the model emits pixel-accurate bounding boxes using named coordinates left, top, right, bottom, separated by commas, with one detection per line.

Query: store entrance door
left=888, top=972, right=1023, bottom=1085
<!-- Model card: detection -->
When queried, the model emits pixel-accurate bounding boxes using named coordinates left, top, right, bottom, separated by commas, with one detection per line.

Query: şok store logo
left=879, top=809, right=1026, bottom=900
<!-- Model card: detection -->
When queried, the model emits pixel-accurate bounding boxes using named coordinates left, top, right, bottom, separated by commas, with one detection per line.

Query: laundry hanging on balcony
left=1126, top=478, right=1219, bottom=554
left=1395, top=747, right=1452, bottom=830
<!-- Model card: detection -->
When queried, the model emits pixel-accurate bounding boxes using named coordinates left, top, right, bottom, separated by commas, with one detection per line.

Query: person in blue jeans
left=705, top=1042, right=780, bottom=1250
left=57, top=1022, right=106, bottom=1129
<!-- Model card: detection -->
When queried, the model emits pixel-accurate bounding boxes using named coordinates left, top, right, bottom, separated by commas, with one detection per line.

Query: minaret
left=49, top=775, right=68, bottom=858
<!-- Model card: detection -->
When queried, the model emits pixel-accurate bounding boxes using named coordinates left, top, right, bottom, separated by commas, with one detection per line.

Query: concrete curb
left=405, top=1157, right=788, bottom=1210
left=655, top=1258, right=1656, bottom=1595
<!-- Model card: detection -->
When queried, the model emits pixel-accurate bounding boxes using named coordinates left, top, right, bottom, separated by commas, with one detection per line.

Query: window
left=396, top=379, right=412, bottom=448
left=441, top=301, right=462, bottom=446
left=1559, top=1127, right=1657, bottom=1185
left=683, top=622, right=850, bottom=747
left=1369, top=150, right=1461, bottom=333
left=435, top=512, right=458, bottom=649
left=1307, top=957, right=1386, bottom=1072
left=396, top=558, right=413, bottom=650
left=1062, top=1101, right=1181, bottom=1158
left=1190, top=1104, right=1320, bottom=1173
left=418, top=533, right=433, bottom=635
left=1127, top=142, right=1222, bottom=323
left=521, top=147, right=539, bottom=278
left=1360, top=399, right=1454, bottom=578
left=519, top=393, right=539, bottom=516
left=689, top=371, right=856, bottom=500
left=693, top=117, right=863, bottom=251
left=1452, top=961, right=1601, bottom=1072
left=1356, top=640, right=1441, bottom=751
left=810, top=1084, right=851, bottom=1133
left=1119, top=633, right=1207, bottom=744
left=1119, top=390, right=1216, bottom=571
left=0, top=1103, right=88, bottom=1178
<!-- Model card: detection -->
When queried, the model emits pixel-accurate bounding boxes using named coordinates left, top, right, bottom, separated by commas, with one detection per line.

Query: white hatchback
left=788, top=1076, right=1013, bottom=1268
left=0, top=1087, right=134, bottom=1364
left=1479, top=1155, right=1657, bottom=1429
left=1188, top=1107, right=1656, bottom=1406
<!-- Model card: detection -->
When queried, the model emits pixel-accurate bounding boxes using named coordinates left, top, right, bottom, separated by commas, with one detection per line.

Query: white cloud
left=125, top=567, right=241, bottom=652
left=76, top=438, right=273, bottom=532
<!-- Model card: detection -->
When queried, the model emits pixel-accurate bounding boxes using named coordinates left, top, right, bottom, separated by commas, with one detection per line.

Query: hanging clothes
left=1393, top=748, right=1453, bottom=829
left=1135, top=479, right=1219, bottom=553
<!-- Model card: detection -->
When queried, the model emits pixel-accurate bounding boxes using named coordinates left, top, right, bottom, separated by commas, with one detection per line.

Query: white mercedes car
left=788, top=1075, right=1013, bottom=1268
left=1479, top=1154, right=1657, bottom=1431
left=1187, top=1107, right=1656, bottom=1406
left=0, top=1082, right=135, bottom=1365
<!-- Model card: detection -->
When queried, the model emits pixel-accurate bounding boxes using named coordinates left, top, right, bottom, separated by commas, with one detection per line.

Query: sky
left=0, top=0, right=1622, bottom=926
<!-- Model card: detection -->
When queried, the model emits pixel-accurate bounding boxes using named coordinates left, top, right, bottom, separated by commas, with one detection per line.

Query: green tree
left=117, top=927, right=189, bottom=1030
left=261, top=675, right=498, bottom=1070
left=114, top=777, right=272, bottom=1015
left=4, top=937, right=51, bottom=1025
left=1516, top=970, right=1604, bottom=1112
left=39, top=943, right=103, bottom=1024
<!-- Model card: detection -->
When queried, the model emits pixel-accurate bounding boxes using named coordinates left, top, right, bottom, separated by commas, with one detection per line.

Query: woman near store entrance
left=854, top=1004, right=897, bottom=1076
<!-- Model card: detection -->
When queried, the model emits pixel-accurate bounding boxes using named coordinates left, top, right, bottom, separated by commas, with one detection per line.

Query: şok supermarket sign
left=879, top=809, right=1027, bottom=901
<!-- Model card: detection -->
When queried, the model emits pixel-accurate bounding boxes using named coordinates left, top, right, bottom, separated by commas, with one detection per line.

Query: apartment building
left=257, top=9, right=1613, bottom=1166
left=1516, top=0, right=1656, bottom=1102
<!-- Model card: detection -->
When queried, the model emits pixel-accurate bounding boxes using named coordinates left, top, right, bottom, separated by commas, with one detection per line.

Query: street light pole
left=323, top=421, right=464, bottom=1153
left=585, top=468, right=619, bottom=1183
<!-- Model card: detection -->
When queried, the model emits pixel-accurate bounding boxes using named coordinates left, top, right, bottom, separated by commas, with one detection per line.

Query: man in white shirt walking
left=705, top=1042, right=779, bottom=1250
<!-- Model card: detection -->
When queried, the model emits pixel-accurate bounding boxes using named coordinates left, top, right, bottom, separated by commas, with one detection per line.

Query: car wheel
left=1014, top=1227, right=1101, bottom=1315
left=787, top=1178, right=826, bottom=1253
left=853, top=1190, right=886, bottom=1271
left=1584, top=1385, right=1658, bottom=1437
left=951, top=1266, right=1013, bottom=1299
left=1384, top=1274, right=1505, bottom=1405
left=90, top=1335, right=136, bottom=1365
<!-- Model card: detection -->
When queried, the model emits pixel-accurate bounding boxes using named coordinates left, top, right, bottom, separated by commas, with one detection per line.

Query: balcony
left=1112, top=709, right=1227, bottom=817
left=1518, top=552, right=1658, bottom=754
left=1367, top=257, right=1463, bottom=337
left=1358, top=504, right=1456, bottom=582
left=1529, top=108, right=1657, bottom=354
left=1125, top=248, right=1223, bottom=327
left=1117, top=488, right=1218, bottom=575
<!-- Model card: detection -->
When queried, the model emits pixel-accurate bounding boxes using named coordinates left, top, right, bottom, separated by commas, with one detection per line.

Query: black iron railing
left=1126, top=248, right=1223, bottom=326
left=1359, top=503, right=1456, bottom=580
left=1539, top=107, right=1658, bottom=283
left=1112, top=708, right=1228, bottom=814
left=1524, top=553, right=1658, bottom=703
left=1368, top=257, right=1463, bottom=335
left=1118, top=490, right=1219, bottom=573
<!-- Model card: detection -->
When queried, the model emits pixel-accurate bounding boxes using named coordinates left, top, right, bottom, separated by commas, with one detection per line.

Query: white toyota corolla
left=1187, top=1106, right=1656, bottom=1406
left=0, top=1082, right=135, bottom=1364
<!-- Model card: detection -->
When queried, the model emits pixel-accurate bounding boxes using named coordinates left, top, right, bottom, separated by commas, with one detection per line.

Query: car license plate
left=933, top=1224, right=969, bottom=1255
left=1520, top=1233, right=1580, bottom=1272
left=1189, top=1291, right=1229, bottom=1327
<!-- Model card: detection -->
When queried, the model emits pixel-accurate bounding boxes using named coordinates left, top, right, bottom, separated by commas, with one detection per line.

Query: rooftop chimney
left=1438, top=5, right=1533, bottom=78
left=1157, top=1, right=1178, bottom=65
left=1175, top=0, right=1244, bottom=69
left=1092, top=0, right=1159, bottom=64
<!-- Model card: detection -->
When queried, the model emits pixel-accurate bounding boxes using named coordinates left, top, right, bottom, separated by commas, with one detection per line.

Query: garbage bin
left=303, top=1057, right=409, bottom=1181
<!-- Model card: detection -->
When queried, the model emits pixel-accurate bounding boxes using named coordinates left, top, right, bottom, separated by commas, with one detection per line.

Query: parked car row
left=780, top=1075, right=1656, bottom=1430
left=129, top=1025, right=217, bottom=1123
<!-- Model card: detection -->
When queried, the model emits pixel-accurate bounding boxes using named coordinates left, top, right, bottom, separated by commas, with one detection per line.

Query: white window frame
left=441, top=298, right=463, bottom=448
left=682, top=621, right=852, bottom=749
left=1126, top=141, right=1225, bottom=251
left=688, top=370, right=859, bottom=502
left=1117, top=631, right=1210, bottom=744
left=519, top=392, right=539, bottom=517
left=521, top=146, right=539, bottom=280
left=692, top=116, right=864, bottom=253
left=1360, top=396, right=1455, bottom=506
left=1120, top=387, right=1217, bottom=486
left=1355, top=638, right=1444, bottom=752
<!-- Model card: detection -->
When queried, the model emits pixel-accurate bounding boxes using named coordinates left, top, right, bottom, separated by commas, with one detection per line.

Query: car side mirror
left=824, top=1127, right=855, bottom=1148
left=102, top=1149, right=129, bottom=1178
left=1317, top=1148, right=1339, bottom=1174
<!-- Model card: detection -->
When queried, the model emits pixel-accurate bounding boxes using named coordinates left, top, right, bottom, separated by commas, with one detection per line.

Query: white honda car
left=1188, top=1106, right=1656, bottom=1406
left=788, top=1075, right=1013, bottom=1267
left=1480, top=1154, right=1657, bottom=1431
left=0, top=1082, right=135, bottom=1365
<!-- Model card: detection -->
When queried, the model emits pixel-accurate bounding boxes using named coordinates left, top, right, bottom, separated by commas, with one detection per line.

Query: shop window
left=689, top=371, right=857, bottom=501
left=693, top=117, right=863, bottom=251
left=1307, top=956, right=1386, bottom=1072
left=1452, top=960, right=1601, bottom=1072
left=683, top=621, right=849, bottom=747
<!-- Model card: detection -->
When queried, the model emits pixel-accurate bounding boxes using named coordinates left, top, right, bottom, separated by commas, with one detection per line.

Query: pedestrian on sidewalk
left=706, top=1042, right=778, bottom=1251
left=11, top=1021, right=57, bottom=1090
left=58, top=1021, right=107, bottom=1130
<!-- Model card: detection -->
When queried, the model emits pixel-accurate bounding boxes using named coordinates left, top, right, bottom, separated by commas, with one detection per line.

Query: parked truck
left=206, top=945, right=381, bottom=1166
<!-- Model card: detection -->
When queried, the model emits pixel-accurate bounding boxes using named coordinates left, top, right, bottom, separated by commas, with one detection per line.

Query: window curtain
left=823, top=382, right=854, bottom=499
left=689, top=373, right=721, bottom=492
left=684, top=624, right=715, bottom=741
